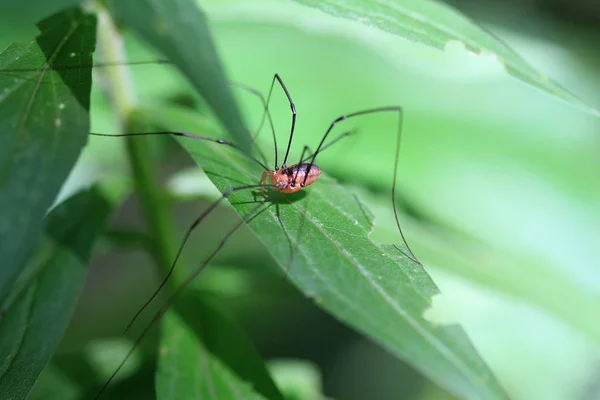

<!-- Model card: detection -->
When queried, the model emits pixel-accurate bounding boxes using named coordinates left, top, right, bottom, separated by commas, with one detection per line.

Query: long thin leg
left=91, top=131, right=270, bottom=171
left=273, top=203, right=295, bottom=277
left=283, top=134, right=357, bottom=276
left=264, top=74, right=297, bottom=169
left=0, top=59, right=173, bottom=74
left=94, top=194, right=273, bottom=400
left=122, top=183, right=275, bottom=333
left=275, top=180, right=313, bottom=282
left=291, top=145, right=312, bottom=189
left=276, top=145, right=321, bottom=281
left=304, top=107, right=421, bottom=265
left=228, top=81, right=277, bottom=167
left=1, top=59, right=174, bottom=88
left=228, top=81, right=276, bottom=143
left=4, top=61, right=277, bottom=168
left=300, top=129, right=359, bottom=163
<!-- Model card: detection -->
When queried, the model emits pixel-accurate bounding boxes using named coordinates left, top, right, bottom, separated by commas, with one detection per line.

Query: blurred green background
left=2, top=0, right=600, bottom=399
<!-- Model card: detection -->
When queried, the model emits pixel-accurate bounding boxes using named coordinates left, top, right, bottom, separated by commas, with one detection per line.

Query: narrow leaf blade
left=290, top=0, right=599, bottom=117
left=158, top=294, right=282, bottom=400
left=106, top=0, right=253, bottom=152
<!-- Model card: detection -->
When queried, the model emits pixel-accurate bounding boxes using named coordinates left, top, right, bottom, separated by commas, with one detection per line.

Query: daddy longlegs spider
left=91, top=72, right=421, bottom=398
left=4, top=59, right=421, bottom=398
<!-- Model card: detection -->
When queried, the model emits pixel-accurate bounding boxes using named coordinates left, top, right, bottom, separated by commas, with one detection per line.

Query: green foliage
left=106, top=0, right=253, bottom=154
left=158, top=294, right=283, bottom=400
left=143, top=105, right=506, bottom=399
left=0, top=8, right=95, bottom=303
left=1, top=1, right=599, bottom=400
left=0, top=187, right=116, bottom=399
left=290, top=0, right=599, bottom=116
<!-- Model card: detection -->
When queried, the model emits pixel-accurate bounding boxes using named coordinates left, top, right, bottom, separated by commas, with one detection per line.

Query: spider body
left=261, top=163, right=322, bottom=194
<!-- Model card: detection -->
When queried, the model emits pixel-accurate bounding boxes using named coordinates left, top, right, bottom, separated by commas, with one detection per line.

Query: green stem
left=124, top=130, right=177, bottom=270
left=95, top=8, right=176, bottom=274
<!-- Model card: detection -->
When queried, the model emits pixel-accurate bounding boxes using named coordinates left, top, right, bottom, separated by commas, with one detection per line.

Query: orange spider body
left=260, top=163, right=322, bottom=194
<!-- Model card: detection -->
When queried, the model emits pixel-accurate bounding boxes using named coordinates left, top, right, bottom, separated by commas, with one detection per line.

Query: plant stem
left=95, top=8, right=177, bottom=275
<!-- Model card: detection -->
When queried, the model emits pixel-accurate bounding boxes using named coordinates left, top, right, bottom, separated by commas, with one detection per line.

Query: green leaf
left=267, top=360, right=324, bottom=400
left=166, top=167, right=223, bottom=201
left=139, top=105, right=508, bottom=400
left=289, top=0, right=599, bottom=117
left=0, top=8, right=96, bottom=302
left=0, top=187, right=115, bottom=399
left=105, top=0, right=253, bottom=152
left=0, top=1, right=85, bottom=28
left=157, top=294, right=283, bottom=400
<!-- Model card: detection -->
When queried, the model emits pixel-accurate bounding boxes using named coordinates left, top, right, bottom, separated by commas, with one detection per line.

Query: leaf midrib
left=287, top=190, right=483, bottom=386
left=191, top=139, right=486, bottom=390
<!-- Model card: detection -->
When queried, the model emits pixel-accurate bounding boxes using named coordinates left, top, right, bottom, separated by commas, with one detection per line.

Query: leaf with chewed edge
left=290, top=0, right=599, bottom=117
left=138, top=104, right=509, bottom=400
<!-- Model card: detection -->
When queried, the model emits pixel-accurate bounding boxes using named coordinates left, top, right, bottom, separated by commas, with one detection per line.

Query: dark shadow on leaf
left=36, top=8, right=96, bottom=111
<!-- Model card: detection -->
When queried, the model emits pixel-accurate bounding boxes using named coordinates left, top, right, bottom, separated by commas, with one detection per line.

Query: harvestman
left=3, top=60, right=421, bottom=398
left=93, top=72, right=421, bottom=320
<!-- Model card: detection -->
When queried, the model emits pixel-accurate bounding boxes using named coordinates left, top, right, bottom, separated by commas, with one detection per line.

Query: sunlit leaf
left=267, top=360, right=324, bottom=400
left=139, top=104, right=508, bottom=400
left=290, top=0, right=599, bottom=117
